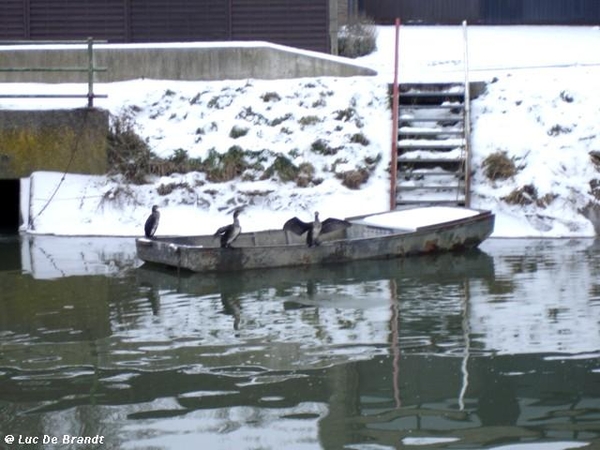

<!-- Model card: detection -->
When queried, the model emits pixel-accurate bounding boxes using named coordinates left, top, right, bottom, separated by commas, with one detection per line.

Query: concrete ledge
left=0, top=41, right=377, bottom=83
left=0, top=108, right=108, bottom=179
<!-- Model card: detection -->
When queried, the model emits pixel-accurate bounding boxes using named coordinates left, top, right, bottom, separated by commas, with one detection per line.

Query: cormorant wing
left=320, top=218, right=351, bottom=235
left=214, top=224, right=232, bottom=237
left=144, top=215, right=157, bottom=237
left=283, top=217, right=312, bottom=235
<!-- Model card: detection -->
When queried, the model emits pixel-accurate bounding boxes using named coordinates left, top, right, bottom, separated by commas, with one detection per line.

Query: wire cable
left=28, top=108, right=90, bottom=229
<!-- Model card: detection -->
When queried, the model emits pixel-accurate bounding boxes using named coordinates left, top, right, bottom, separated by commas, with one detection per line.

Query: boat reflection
left=4, top=248, right=496, bottom=416
left=136, top=249, right=494, bottom=304
left=135, top=250, right=494, bottom=345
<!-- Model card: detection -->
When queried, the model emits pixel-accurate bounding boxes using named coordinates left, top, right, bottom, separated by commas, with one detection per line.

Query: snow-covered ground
left=2, top=25, right=600, bottom=237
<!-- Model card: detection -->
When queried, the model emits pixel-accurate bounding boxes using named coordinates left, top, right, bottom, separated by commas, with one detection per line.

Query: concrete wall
left=0, top=43, right=374, bottom=179
left=0, top=108, right=108, bottom=179
left=0, top=42, right=377, bottom=84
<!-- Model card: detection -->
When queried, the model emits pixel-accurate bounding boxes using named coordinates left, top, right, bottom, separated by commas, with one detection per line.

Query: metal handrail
left=0, top=37, right=107, bottom=107
left=462, top=20, right=472, bottom=208
left=389, top=18, right=401, bottom=211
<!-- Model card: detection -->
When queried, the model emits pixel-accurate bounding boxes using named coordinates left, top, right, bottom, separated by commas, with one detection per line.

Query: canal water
left=0, top=235, right=599, bottom=449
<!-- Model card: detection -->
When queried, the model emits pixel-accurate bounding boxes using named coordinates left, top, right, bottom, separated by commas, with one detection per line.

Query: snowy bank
left=5, top=26, right=600, bottom=238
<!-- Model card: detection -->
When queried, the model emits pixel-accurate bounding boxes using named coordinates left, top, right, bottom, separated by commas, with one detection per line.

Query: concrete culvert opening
left=0, top=179, right=20, bottom=233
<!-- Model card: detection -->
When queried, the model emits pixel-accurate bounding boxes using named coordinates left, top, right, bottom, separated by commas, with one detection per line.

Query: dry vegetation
left=481, top=151, right=517, bottom=181
left=108, top=84, right=381, bottom=192
left=502, top=184, right=557, bottom=208
left=337, top=15, right=378, bottom=58
left=107, top=112, right=153, bottom=184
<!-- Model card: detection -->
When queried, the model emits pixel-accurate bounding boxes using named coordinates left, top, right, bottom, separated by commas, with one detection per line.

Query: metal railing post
left=87, top=37, right=94, bottom=108
left=389, top=18, right=400, bottom=211
left=0, top=38, right=107, bottom=105
left=462, top=20, right=472, bottom=207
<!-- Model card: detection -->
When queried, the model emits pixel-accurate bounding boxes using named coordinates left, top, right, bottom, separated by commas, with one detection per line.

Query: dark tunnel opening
left=0, top=179, right=20, bottom=233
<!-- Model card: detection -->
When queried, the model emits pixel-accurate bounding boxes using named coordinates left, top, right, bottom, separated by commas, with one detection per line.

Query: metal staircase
left=389, top=21, right=481, bottom=209
left=394, top=82, right=469, bottom=206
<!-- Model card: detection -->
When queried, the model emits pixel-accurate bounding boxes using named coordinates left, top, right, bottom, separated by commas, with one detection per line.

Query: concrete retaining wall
left=0, top=43, right=374, bottom=179
left=0, top=42, right=377, bottom=83
left=0, top=108, right=108, bottom=179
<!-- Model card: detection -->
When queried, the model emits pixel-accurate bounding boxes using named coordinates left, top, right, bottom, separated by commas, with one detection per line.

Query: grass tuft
left=482, top=151, right=517, bottom=181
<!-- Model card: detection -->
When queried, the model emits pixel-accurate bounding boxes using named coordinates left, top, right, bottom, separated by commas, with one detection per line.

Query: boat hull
left=136, top=208, right=494, bottom=273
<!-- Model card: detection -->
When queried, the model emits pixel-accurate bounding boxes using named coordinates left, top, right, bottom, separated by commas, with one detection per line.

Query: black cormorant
left=283, top=212, right=350, bottom=247
left=214, top=209, right=242, bottom=248
left=144, top=205, right=160, bottom=238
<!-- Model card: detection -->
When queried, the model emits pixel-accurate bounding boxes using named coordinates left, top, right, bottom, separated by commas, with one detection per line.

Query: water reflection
left=0, top=235, right=599, bottom=449
left=476, top=239, right=600, bottom=354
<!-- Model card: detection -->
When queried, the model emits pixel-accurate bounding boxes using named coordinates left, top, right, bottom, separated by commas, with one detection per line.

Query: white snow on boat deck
left=359, top=207, right=480, bottom=230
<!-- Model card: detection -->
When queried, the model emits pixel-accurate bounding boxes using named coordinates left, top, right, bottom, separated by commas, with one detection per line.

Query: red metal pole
left=390, top=18, right=400, bottom=211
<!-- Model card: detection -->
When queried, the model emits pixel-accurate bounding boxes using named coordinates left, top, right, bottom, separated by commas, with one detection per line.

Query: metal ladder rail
left=389, top=18, right=401, bottom=210
left=462, top=20, right=472, bottom=207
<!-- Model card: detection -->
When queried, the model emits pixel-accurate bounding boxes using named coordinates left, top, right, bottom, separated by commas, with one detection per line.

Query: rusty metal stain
left=423, top=239, right=439, bottom=252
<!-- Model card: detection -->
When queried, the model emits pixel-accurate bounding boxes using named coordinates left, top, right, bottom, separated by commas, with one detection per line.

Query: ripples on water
left=0, top=235, right=599, bottom=449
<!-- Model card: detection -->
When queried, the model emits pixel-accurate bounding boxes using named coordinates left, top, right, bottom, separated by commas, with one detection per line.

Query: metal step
left=399, top=92, right=465, bottom=101
left=399, top=170, right=464, bottom=177
left=400, top=98, right=465, bottom=107
left=394, top=81, right=472, bottom=208
left=399, top=117, right=462, bottom=123
left=399, top=82, right=464, bottom=90
left=399, top=103, right=464, bottom=110
left=399, top=89, right=465, bottom=96
left=398, top=157, right=464, bottom=164
left=395, top=199, right=466, bottom=207
left=399, top=128, right=464, bottom=137
left=398, top=160, right=464, bottom=173
left=399, top=85, right=464, bottom=95
left=398, top=140, right=465, bottom=150
left=395, top=185, right=462, bottom=191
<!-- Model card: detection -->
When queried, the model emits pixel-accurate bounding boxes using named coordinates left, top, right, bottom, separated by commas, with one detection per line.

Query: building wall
left=0, top=0, right=337, bottom=53
left=361, top=0, right=600, bottom=25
